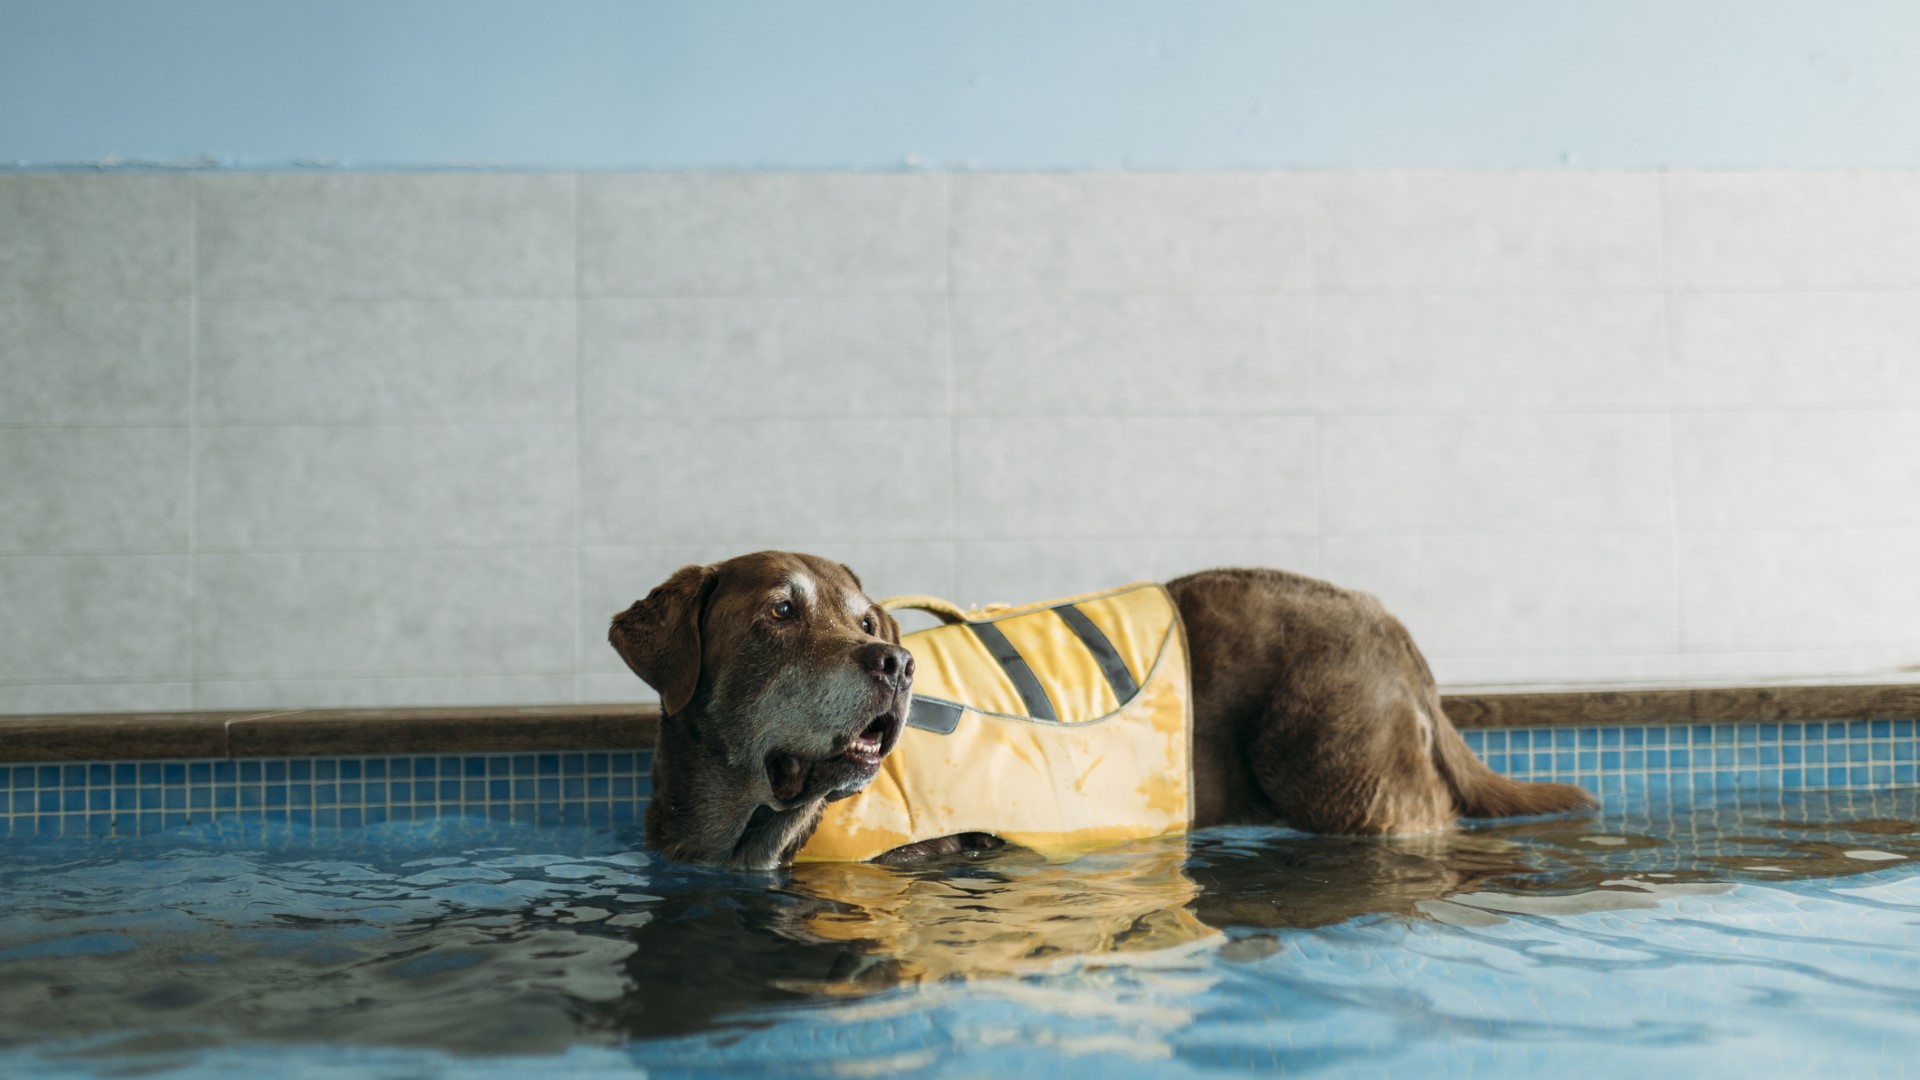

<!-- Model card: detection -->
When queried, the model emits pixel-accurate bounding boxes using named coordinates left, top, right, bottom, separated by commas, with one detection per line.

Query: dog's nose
left=861, top=642, right=914, bottom=690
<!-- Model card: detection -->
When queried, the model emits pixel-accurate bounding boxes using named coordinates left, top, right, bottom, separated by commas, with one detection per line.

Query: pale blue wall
left=5, top=0, right=1920, bottom=169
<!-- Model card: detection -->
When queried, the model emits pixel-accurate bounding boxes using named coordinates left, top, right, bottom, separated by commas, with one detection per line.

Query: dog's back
left=1170, top=567, right=1595, bottom=835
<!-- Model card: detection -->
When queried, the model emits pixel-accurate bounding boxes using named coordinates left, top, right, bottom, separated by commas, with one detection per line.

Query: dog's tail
left=1428, top=698, right=1597, bottom=819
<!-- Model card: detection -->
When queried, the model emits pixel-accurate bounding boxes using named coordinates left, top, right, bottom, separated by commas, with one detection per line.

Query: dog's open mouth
left=842, top=711, right=896, bottom=768
left=764, top=710, right=904, bottom=805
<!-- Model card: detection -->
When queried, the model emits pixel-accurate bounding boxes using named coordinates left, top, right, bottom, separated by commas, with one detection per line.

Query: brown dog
left=609, top=551, right=1595, bottom=870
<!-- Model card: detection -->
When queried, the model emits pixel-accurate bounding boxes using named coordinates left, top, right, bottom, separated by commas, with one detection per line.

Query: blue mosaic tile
left=4, top=717, right=1920, bottom=840
left=1482, top=718, right=1920, bottom=800
left=0, top=749, right=655, bottom=839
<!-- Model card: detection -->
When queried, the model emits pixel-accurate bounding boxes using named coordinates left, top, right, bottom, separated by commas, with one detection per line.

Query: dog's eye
left=861, top=616, right=876, bottom=635
left=770, top=600, right=795, bottom=620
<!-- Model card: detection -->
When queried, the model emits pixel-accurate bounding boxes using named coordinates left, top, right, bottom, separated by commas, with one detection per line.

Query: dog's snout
left=862, top=642, right=914, bottom=690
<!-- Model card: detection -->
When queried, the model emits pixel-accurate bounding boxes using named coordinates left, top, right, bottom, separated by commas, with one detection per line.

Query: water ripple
left=0, top=790, right=1916, bottom=1078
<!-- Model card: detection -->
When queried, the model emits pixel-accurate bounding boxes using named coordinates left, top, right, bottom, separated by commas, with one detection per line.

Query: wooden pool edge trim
left=0, top=705, right=662, bottom=763
left=2, top=684, right=1918, bottom=762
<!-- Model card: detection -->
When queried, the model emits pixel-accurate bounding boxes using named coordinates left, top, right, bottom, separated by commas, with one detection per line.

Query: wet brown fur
left=612, top=553, right=1595, bottom=870
left=1171, top=566, right=1594, bottom=835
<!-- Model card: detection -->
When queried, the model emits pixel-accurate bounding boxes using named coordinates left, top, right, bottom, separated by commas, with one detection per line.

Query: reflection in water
left=786, top=847, right=1217, bottom=985
left=587, top=843, right=1217, bottom=1038
left=0, top=788, right=1917, bottom=1070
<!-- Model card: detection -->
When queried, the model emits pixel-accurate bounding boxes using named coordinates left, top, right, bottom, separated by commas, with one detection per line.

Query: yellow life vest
left=796, top=581, right=1195, bottom=863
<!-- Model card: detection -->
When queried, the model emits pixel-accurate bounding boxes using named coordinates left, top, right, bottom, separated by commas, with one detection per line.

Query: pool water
left=3, top=788, right=1918, bottom=1078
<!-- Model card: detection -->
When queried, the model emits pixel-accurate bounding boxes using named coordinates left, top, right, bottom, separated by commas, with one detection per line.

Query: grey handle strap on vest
left=876, top=594, right=969, bottom=734
left=877, top=595, right=971, bottom=624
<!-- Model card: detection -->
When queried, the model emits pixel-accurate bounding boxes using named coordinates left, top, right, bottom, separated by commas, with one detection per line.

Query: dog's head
left=609, top=551, right=912, bottom=869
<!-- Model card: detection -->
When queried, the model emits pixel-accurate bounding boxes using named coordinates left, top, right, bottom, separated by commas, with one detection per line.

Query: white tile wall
left=194, top=424, right=577, bottom=550
left=1669, top=291, right=1920, bottom=408
left=196, top=174, right=576, bottom=299
left=1678, top=647, right=1920, bottom=684
left=0, top=681, right=196, bottom=715
left=580, top=174, right=946, bottom=296
left=0, top=428, right=190, bottom=552
left=1663, top=172, right=1920, bottom=289
left=1320, top=533, right=1679, bottom=663
left=191, top=674, right=577, bottom=711
left=1672, top=410, right=1920, bottom=530
left=4, top=170, right=1919, bottom=712
left=0, top=176, right=192, bottom=300
left=1310, top=172, right=1663, bottom=293
left=0, top=301, right=189, bottom=422
left=580, top=418, right=952, bottom=545
left=1311, top=293, right=1668, bottom=412
left=953, top=295, right=1312, bottom=415
left=951, top=173, right=1310, bottom=293
left=1319, top=413, right=1673, bottom=534
left=953, top=417, right=1319, bottom=539
left=581, top=297, right=949, bottom=419
left=1678, top=529, right=1920, bottom=652
left=0, top=555, right=192, bottom=680
left=192, top=549, right=574, bottom=679
left=196, top=300, right=578, bottom=423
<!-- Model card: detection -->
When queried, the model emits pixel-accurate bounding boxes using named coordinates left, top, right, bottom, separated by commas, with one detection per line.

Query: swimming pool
left=3, top=770, right=1917, bottom=1077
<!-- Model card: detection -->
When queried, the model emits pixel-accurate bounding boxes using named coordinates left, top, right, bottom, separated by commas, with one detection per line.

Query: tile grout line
left=187, top=176, right=201, bottom=711
left=457, top=285, right=1920, bottom=299
left=8, top=656, right=1920, bottom=690
left=15, top=400, right=1920, bottom=428
left=1304, top=174, right=1326, bottom=574
left=1654, top=173, right=1690, bottom=670
left=944, top=173, right=959, bottom=601
left=14, top=522, right=1920, bottom=558
left=572, top=172, right=586, bottom=705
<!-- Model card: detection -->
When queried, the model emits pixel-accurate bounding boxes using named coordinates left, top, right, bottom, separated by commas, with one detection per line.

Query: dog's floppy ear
left=609, top=564, right=719, bottom=715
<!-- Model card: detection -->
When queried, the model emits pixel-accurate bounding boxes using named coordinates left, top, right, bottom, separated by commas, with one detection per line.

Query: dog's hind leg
left=1241, top=681, right=1459, bottom=836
